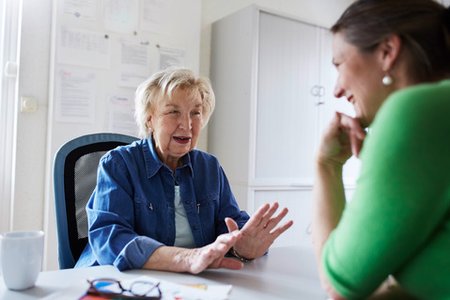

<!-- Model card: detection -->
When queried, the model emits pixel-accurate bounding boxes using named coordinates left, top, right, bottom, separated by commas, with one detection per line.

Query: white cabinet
left=253, top=188, right=314, bottom=248
left=255, top=11, right=320, bottom=185
left=208, top=6, right=359, bottom=248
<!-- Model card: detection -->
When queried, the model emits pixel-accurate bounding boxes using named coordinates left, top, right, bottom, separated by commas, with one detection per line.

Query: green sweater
left=323, top=80, right=450, bottom=299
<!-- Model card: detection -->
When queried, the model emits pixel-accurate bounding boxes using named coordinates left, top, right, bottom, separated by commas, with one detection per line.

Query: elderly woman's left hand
left=225, top=202, right=294, bottom=260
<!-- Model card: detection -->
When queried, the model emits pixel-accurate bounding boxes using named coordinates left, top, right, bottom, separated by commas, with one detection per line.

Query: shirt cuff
left=114, top=236, right=164, bottom=271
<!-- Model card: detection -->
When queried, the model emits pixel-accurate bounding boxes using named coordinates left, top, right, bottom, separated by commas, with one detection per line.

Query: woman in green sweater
left=312, top=0, right=450, bottom=299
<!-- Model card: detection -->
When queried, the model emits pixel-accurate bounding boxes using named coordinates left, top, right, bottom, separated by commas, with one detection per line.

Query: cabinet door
left=254, top=12, right=320, bottom=184
left=253, top=189, right=313, bottom=249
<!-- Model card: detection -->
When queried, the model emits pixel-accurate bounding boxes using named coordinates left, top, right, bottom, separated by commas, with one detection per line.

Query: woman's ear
left=378, top=34, right=402, bottom=72
left=146, top=115, right=153, bottom=132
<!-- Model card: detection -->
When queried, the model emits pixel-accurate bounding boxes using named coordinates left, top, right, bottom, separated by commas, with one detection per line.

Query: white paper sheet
left=158, top=45, right=186, bottom=70
left=58, top=27, right=110, bottom=69
left=108, top=93, right=137, bottom=136
left=63, top=0, right=98, bottom=21
left=140, top=0, right=168, bottom=34
left=54, top=67, right=96, bottom=123
left=119, top=39, right=151, bottom=87
left=103, top=0, right=139, bottom=33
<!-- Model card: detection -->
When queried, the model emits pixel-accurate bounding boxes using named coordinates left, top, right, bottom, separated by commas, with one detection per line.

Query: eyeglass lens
left=89, top=278, right=160, bottom=298
left=130, top=281, right=160, bottom=296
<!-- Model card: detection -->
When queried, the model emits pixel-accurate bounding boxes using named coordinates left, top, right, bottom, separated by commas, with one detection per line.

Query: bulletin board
left=49, top=0, right=201, bottom=145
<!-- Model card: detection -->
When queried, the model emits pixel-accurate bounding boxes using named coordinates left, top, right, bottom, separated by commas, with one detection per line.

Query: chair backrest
left=53, top=133, right=138, bottom=269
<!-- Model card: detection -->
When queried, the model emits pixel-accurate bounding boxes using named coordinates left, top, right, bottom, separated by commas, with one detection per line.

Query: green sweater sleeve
left=322, top=80, right=450, bottom=299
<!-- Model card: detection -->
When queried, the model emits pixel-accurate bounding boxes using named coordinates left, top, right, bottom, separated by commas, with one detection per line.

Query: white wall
left=9, top=0, right=354, bottom=270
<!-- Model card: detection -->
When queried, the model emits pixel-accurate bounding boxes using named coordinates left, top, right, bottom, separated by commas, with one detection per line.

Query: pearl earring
left=382, top=74, right=393, bottom=86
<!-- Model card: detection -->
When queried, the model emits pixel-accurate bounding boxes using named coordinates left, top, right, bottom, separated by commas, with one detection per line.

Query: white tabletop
left=0, top=246, right=328, bottom=300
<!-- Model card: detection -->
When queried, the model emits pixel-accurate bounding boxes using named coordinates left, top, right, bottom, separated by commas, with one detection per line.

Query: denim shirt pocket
left=134, top=196, right=159, bottom=237
left=196, top=192, right=219, bottom=238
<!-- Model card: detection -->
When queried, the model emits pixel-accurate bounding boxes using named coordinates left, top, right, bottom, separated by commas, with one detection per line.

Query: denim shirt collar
left=143, top=136, right=194, bottom=179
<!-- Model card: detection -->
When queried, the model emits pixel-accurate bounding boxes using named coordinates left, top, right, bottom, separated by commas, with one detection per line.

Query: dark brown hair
left=332, top=0, right=450, bottom=83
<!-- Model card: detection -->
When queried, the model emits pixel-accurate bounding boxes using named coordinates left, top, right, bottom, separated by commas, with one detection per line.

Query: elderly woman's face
left=147, top=87, right=203, bottom=168
left=332, top=33, right=390, bottom=127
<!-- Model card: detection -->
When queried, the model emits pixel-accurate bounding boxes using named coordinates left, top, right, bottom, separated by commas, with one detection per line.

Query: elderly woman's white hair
left=134, top=68, right=215, bottom=138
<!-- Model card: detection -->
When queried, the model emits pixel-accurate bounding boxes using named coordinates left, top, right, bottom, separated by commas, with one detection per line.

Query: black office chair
left=53, top=133, right=138, bottom=269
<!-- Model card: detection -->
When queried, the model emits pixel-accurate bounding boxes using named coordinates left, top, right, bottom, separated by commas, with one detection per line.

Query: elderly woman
left=312, top=0, right=450, bottom=299
left=76, top=68, right=293, bottom=273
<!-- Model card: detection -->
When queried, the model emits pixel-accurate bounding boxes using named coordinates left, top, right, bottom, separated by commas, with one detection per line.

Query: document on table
left=78, top=275, right=232, bottom=300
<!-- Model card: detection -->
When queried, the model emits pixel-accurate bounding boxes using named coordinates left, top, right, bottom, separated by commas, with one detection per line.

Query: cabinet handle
left=310, top=85, right=319, bottom=97
left=319, top=86, right=325, bottom=97
left=305, top=222, right=312, bottom=235
left=311, top=85, right=326, bottom=105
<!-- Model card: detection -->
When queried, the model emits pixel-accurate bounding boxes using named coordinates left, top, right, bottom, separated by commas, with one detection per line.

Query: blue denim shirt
left=76, top=137, right=250, bottom=271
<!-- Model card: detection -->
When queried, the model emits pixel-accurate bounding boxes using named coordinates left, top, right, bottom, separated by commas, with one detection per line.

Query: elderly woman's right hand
left=186, top=230, right=244, bottom=274
left=318, top=112, right=366, bottom=166
left=145, top=230, right=243, bottom=274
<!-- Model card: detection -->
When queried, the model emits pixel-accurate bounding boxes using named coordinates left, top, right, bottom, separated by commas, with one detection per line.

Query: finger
left=218, top=257, right=244, bottom=270
left=214, top=231, right=241, bottom=249
left=259, top=202, right=280, bottom=227
left=191, top=233, right=241, bottom=274
left=191, top=248, right=217, bottom=273
left=350, top=133, right=364, bottom=157
left=339, top=113, right=365, bottom=139
left=202, top=244, right=228, bottom=265
left=264, top=207, right=289, bottom=231
left=225, top=217, right=239, bottom=233
left=205, top=237, right=241, bottom=270
left=242, top=203, right=271, bottom=230
left=328, top=112, right=344, bottom=136
left=269, top=220, right=294, bottom=241
left=339, top=113, right=366, bottom=157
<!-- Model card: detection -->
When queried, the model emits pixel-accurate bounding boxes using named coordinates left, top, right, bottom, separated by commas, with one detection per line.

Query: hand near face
left=318, top=112, right=366, bottom=166
left=226, top=202, right=294, bottom=259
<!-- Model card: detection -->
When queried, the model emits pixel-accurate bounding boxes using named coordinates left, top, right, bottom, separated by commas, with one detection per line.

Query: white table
left=0, top=246, right=329, bottom=299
